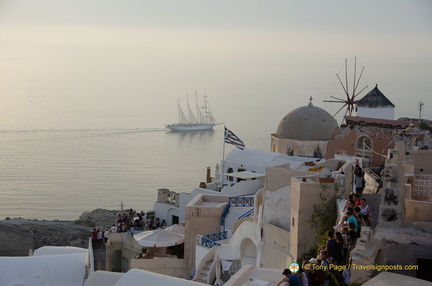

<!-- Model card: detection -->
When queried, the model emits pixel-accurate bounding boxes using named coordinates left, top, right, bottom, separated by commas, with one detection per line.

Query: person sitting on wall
left=277, top=268, right=300, bottom=286
left=346, top=211, right=358, bottom=232
left=353, top=193, right=361, bottom=207
left=353, top=207, right=363, bottom=237
left=343, top=192, right=355, bottom=212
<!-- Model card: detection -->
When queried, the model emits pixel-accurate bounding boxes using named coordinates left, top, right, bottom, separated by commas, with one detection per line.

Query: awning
left=134, top=229, right=185, bottom=247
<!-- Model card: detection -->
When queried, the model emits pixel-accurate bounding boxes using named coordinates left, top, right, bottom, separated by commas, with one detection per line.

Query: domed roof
left=276, top=99, right=338, bottom=141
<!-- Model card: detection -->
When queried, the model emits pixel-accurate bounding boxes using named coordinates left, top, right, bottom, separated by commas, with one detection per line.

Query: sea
left=0, top=127, right=269, bottom=221
left=0, top=59, right=427, bottom=221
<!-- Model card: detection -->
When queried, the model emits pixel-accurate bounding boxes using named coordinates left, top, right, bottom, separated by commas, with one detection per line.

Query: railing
left=200, top=231, right=228, bottom=248
left=229, top=196, right=254, bottom=207
left=220, top=195, right=255, bottom=228
left=157, top=188, right=180, bottom=207
left=363, top=167, right=380, bottom=181
left=238, top=208, right=254, bottom=219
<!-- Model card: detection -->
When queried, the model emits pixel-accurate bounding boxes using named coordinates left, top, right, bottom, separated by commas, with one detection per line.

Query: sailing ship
left=165, top=94, right=221, bottom=131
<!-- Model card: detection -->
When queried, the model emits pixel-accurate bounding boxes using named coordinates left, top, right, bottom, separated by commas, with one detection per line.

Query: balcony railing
left=229, top=196, right=254, bottom=207
left=199, top=231, right=228, bottom=248
left=221, top=194, right=255, bottom=229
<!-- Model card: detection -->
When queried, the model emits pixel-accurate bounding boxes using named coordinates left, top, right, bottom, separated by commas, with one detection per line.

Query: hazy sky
left=0, top=0, right=431, bottom=131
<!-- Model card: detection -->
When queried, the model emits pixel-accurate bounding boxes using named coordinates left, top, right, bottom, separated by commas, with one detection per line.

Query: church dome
left=276, top=100, right=338, bottom=141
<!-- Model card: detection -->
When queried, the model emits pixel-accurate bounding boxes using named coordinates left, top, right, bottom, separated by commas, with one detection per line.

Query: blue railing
left=201, top=231, right=228, bottom=248
left=238, top=208, right=254, bottom=219
left=220, top=203, right=231, bottom=226
left=229, top=196, right=254, bottom=207
left=220, top=195, right=255, bottom=228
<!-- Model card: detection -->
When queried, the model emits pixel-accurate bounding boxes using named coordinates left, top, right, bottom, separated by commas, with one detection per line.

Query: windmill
left=324, top=57, right=369, bottom=121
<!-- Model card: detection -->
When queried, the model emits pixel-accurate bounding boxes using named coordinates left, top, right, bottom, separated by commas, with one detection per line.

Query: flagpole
left=221, top=125, right=226, bottom=191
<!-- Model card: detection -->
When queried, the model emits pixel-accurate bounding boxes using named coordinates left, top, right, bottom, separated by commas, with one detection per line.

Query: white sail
left=187, top=105, right=198, bottom=124
left=207, top=111, right=217, bottom=124
left=197, top=106, right=207, bottom=124
left=178, top=101, right=189, bottom=124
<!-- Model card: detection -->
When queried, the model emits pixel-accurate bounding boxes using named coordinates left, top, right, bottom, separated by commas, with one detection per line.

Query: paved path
left=93, top=245, right=106, bottom=271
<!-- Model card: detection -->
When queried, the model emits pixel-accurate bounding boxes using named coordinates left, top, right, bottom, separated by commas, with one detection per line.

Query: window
left=357, top=136, right=372, bottom=150
left=227, top=168, right=234, bottom=182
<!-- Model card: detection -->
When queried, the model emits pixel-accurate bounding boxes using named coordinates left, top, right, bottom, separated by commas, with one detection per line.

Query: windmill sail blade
left=330, top=95, right=346, bottom=101
left=353, top=85, right=369, bottom=99
left=324, top=100, right=346, bottom=103
left=334, top=103, right=348, bottom=117
left=336, top=73, right=349, bottom=97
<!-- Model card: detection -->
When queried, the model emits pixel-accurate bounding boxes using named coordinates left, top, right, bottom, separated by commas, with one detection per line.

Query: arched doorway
left=240, top=238, right=257, bottom=267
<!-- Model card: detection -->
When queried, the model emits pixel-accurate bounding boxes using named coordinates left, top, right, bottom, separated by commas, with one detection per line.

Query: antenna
left=419, top=101, right=424, bottom=127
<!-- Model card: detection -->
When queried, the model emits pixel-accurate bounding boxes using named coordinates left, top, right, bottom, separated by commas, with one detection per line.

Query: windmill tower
left=324, top=57, right=369, bottom=123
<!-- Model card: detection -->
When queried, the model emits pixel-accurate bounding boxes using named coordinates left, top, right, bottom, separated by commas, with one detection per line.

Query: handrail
left=229, top=196, right=254, bottom=207
left=238, top=208, right=254, bottom=219
left=220, top=203, right=231, bottom=227
left=221, top=195, right=255, bottom=229
left=363, top=167, right=379, bottom=181
left=200, top=231, right=228, bottom=248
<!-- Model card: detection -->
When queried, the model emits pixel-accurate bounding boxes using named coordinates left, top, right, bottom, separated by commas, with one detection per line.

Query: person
left=343, top=192, right=355, bottom=212
left=359, top=197, right=371, bottom=226
left=338, top=211, right=350, bottom=228
left=346, top=223, right=357, bottom=264
left=161, top=219, right=167, bottom=228
left=341, top=227, right=349, bottom=264
left=319, top=251, right=331, bottom=286
left=376, top=169, right=384, bottom=193
left=130, top=220, right=135, bottom=237
left=103, top=228, right=110, bottom=244
left=334, top=232, right=344, bottom=265
left=353, top=193, right=361, bottom=207
left=97, top=228, right=104, bottom=247
left=325, top=230, right=337, bottom=264
left=149, top=216, right=155, bottom=230
left=91, top=228, right=98, bottom=248
left=346, top=211, right=358, bottom=232
left=354, top=167, right=365, bottom=196
left=277, top=268, right=300, bottom=286
left=353, top=207, right=363, bottom=237
left=154, top=217, right=160, bottom=229
left=110, top=223, right=117, bottom=233
left=297, top=264, right=309, bottom=286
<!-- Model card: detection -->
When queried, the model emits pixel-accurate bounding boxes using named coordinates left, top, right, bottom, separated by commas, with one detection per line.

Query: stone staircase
left=194, top=260, right=213, bottom=284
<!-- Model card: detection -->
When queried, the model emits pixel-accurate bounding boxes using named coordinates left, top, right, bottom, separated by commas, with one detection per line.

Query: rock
left=0, top=219, right=91, bottom=256
left=0, top=208, right=118, bottom=256
left=78, top=208, right=118, bottom=227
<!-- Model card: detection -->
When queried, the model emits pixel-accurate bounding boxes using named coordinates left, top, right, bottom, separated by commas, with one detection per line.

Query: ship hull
left=165, top=123, right=216, bottom=131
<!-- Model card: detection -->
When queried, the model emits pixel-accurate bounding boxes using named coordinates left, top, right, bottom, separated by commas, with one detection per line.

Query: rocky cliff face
left=0, top=209, right=117, bottom=256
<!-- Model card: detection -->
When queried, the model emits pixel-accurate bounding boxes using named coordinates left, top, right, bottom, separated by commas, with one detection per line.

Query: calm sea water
left=0, top=127, right=269, bottom=220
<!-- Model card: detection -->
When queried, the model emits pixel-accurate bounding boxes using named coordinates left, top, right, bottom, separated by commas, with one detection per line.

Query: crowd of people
left=291, top=190, right=373, bottom=286
left=91, top=208, right=167, bottom=248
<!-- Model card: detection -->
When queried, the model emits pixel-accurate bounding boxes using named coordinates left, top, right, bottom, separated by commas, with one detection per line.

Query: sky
left=0, top=0, right=431, bottom=133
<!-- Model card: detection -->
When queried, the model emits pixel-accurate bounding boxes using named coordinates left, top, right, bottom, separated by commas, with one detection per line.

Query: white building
left=356, top=84, right=395, bottom=120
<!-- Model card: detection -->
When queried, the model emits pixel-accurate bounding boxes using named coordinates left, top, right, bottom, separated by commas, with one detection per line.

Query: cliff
left=0, top=208, right=118, bottom=256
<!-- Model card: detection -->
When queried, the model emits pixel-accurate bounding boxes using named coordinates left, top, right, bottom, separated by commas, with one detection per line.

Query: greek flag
left=224, top=127, right=245, bottom=150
